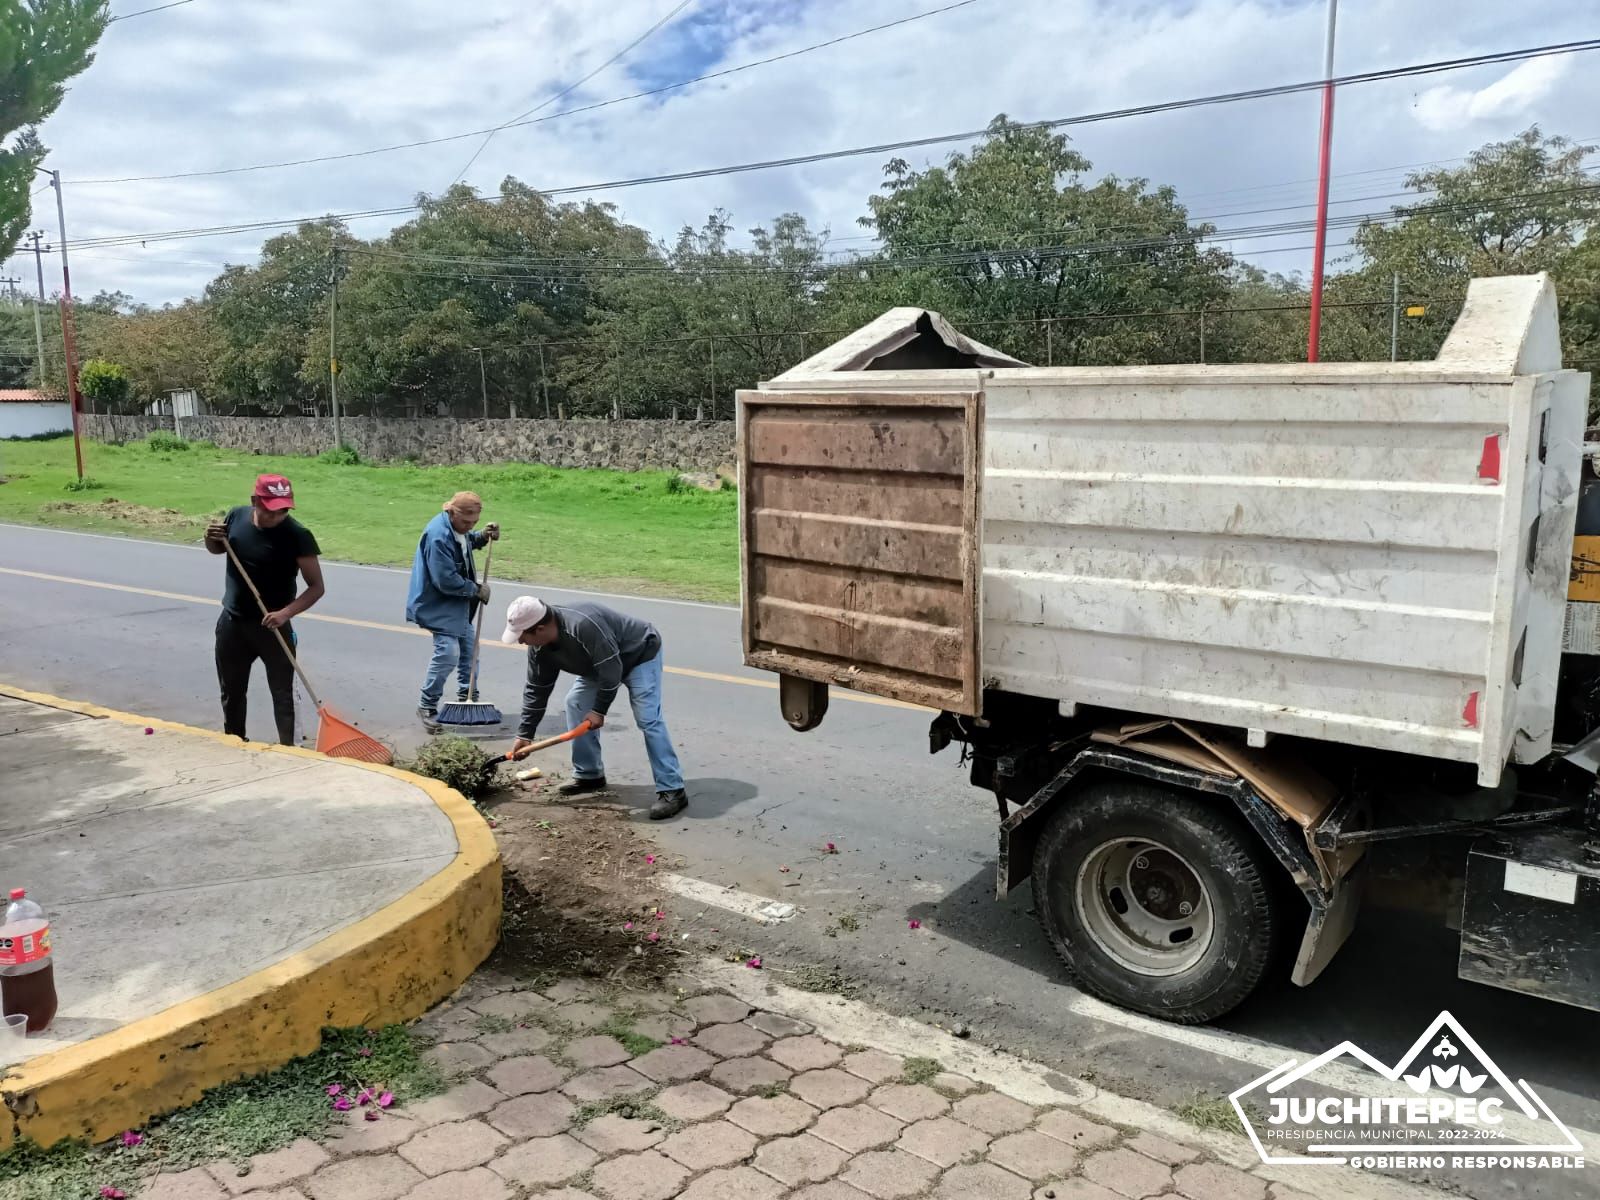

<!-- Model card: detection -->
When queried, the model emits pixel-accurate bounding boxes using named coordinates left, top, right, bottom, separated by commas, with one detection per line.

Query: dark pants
left=215, top=611, right=297, bottom=745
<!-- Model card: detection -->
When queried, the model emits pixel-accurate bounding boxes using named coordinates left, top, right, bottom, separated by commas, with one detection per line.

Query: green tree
left=205, top=221, right=348, bottom=410
left=329, top=181, right=655, bottom=416
left=1, top=0, right=109, bottom=260
left=77, top=356, right=129, bottom=410
left=1325, top=127, right=1600, bottom=376
left=825, top=117, right=1235, bottom=366
left=564, top=210, right=828, bottom=417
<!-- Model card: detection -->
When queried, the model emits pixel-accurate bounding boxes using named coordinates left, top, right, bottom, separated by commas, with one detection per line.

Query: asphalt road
left=1, top=522, right=1595, bottom=1198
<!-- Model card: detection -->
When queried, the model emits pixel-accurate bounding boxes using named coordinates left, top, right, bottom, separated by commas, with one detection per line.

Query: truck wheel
left=1031, top=778, right=1280, bottom=1024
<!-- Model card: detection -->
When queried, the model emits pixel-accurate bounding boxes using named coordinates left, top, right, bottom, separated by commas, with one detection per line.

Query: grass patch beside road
left=0, top=435, right=739, bottom=602
left=0, top=1024, right=439, bottom=1200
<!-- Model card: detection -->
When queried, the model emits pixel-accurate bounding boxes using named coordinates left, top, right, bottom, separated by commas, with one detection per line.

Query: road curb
left=0, top=684, right=502, bottom=1152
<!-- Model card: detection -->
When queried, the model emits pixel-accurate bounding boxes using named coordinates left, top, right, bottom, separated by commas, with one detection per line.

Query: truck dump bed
left=738, top=276, right=1590, bottom=785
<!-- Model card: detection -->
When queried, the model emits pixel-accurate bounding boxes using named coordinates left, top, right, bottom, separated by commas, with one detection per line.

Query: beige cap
left=502, top=596, right=549, bottom=643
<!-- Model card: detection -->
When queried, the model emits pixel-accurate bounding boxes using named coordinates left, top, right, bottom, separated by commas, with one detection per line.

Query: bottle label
left=0, top=925, right=51, bottom=966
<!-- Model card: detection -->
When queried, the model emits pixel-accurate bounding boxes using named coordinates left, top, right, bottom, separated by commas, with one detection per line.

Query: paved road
left=1, top=522, right=1594, bottom=1199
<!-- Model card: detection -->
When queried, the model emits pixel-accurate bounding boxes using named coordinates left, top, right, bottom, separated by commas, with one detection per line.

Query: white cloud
left=1412, top=55, right=1572, bottom=133
left=8, top=0, right=1598, bottom=304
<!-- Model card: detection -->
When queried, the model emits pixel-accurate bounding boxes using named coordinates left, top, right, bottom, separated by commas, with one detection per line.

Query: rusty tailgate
left=737, top=390, right=982, bottom=715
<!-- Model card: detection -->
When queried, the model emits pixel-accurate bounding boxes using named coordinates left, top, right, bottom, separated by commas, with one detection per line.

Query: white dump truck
left=735, top=274, right=1599, bottom=1023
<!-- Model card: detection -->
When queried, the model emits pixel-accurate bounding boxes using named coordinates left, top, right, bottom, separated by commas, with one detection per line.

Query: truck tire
left=1031, top=777, right=1280, bottom=1024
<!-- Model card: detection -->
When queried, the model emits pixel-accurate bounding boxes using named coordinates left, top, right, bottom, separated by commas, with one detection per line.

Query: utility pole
left=1046, top=321, right=1054, bottom=366
left=471, top=347, right=488, bottom=417
left=26, top=233, right=48, bottom=388
left=708, top=336, right=717, bottom=421
left=0, top=277, right=18, bottom=301
left=327, top=234, right=342, bottom=449
left=1199, top=311, right=1207, bottom=364
left=537, top=342, right=552, bottom=418
left=1390, top=272, right=1400, bottom=362
left=1306, top=0, right=1339, bottom=362
left=43, top=169, right=84, bottom=480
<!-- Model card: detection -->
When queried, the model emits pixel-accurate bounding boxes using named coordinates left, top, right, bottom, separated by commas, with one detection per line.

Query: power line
left=449, top=0, right=696, bottom=187
left=74, top=0, right=986, bottom=186
left=277, top=179, right=1600, bottom=278
left=109, top=0, right=196, bottom=22
left=63, top=36, right=1600, bottom=253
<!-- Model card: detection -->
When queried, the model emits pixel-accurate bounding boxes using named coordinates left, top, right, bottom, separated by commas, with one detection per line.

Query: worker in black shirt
left=203, top=474, right=326, bottom=744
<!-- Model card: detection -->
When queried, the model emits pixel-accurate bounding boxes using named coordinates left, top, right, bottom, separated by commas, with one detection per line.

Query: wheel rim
left=1073, top=837, right=1215, bottom=976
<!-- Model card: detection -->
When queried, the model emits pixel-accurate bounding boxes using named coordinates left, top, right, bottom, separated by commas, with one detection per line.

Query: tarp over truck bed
left=738, top=276, right=1591, bottom=785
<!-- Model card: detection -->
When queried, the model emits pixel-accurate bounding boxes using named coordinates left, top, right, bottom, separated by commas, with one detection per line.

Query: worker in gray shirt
left=503, top=596, right=688, bottom=820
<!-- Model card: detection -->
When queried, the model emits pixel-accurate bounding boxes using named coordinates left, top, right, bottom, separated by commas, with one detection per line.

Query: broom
left=438, top=535, right=502, bottom=726
left=223, top=539, right=393, bottom=765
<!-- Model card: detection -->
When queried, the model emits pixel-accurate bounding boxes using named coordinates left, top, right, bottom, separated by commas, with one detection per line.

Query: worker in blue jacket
left=406, top=491, right=499, bottom=730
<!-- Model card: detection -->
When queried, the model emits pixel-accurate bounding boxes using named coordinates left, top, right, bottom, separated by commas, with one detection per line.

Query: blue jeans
left=565, top=651, right=684, bottom=793
left=420, top=630, right=473, bottom=709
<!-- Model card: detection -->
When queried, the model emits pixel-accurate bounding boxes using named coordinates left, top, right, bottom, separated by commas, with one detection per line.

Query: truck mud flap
left=1458, top=827, right=1600, bottom=1010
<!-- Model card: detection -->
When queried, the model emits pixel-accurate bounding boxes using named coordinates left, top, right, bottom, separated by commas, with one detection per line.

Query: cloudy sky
left=9, top=0, right=1598, bottom=306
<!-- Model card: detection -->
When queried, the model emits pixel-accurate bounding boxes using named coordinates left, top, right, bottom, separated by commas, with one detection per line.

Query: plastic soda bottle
left=0, top=888, right=57, bottom=1033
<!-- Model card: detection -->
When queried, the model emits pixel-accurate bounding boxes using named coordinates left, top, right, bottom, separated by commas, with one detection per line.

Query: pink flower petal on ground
left=332, top=1097, right=352, bottom=1112
left=100, top=1188, right=126, bottom=1199
left=325, top=1084, right=343, bottom=1097
left=670, top=1037, right=687, bottom=1045
left=356, top=1088, right=375, bottom=1106
left=364, top=1110, right=380, bottom=1122
left=120, top=1131, right=143, bottom=1147
left=746, top=956, right=763, bottom=969
left=647, top=932, right=660, bottom=944
left=645, top=854, right=657, bottom=865
left=908, top=919, right=922, bottom=930
left=377, top=1092, right=394, bottom=1109
left=624, top=922, right=635, bottom=931
left=655, top=910, right=665, bottom=920
left=357, top=1048, right=373, bottom=1058
left=824, top=842, right=837, bottom=853
left=143, top=728, right=153, bottom=736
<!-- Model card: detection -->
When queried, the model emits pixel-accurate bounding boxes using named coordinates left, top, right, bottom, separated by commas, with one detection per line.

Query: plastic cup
left=1, top=1014, right=26, bottom=1039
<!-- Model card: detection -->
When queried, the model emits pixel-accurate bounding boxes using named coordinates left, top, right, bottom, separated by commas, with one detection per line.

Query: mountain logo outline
left=1228, top=1010, right=1582, bottom=1165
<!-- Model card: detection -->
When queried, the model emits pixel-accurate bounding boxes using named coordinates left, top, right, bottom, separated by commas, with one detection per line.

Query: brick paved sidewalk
left=138, top=968, right=1443, bottom=1200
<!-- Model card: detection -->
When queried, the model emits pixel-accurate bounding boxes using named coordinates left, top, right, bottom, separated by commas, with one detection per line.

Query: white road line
left=0, top=522, right=737, bottom=611
left=661, top=874, right=798, bottom=924
left=1066, top=992, right=1600, bottom=1158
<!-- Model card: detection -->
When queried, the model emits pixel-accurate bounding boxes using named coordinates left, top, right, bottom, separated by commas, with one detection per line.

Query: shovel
left=489, top=721, right=593, bottom=766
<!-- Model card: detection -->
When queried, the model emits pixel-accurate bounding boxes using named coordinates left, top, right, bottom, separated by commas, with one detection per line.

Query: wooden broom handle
left=222, top=537, right=324, bottom=708
left=467, top=535, right=494, bottom=696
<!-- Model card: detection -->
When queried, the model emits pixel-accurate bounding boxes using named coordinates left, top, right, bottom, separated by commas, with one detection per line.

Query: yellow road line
left=0, top=566, right=923, bottom=712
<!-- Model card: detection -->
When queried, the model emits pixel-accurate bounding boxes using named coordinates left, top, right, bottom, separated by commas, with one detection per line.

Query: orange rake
left=223, top=540, right=393, bottom=765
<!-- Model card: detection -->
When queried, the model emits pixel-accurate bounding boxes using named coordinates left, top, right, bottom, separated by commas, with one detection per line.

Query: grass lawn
left=0, top=435, right=739, bottom=602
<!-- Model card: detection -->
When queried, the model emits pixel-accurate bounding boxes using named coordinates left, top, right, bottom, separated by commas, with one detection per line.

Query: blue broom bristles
left=437, top=700, right=503, bottom=725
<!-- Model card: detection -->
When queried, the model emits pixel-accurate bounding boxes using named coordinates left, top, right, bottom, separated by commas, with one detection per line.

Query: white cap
left=502, top=596, right=549, bottom=644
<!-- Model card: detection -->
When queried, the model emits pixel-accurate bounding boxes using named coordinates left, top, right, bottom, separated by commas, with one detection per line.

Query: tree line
left=2, top=120, right=1596, bottom=418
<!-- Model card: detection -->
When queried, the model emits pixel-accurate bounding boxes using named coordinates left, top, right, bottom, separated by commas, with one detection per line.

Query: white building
left=0, top=389, right=71, bottom=438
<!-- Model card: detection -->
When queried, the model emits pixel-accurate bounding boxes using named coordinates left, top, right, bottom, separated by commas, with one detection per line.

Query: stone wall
left=79, top=415, right=736, bottom=473
left=81, top=414, right=174, bottom=443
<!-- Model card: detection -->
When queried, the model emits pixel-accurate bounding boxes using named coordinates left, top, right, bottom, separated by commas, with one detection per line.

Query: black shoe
left=650, top=789, right=688, bottom=820
left=417, top=705, right=441, bottom=733
left=558, top=776, right=609, bottom=797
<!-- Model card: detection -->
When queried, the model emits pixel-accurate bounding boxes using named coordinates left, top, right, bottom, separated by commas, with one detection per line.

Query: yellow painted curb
left=0, top=685, right=502, bottom=1152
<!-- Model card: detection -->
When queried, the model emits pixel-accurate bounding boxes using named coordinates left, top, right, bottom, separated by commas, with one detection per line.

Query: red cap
left=8, top=889, right=23, bottom=901
left=252, top=474, right=294, bottom=511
